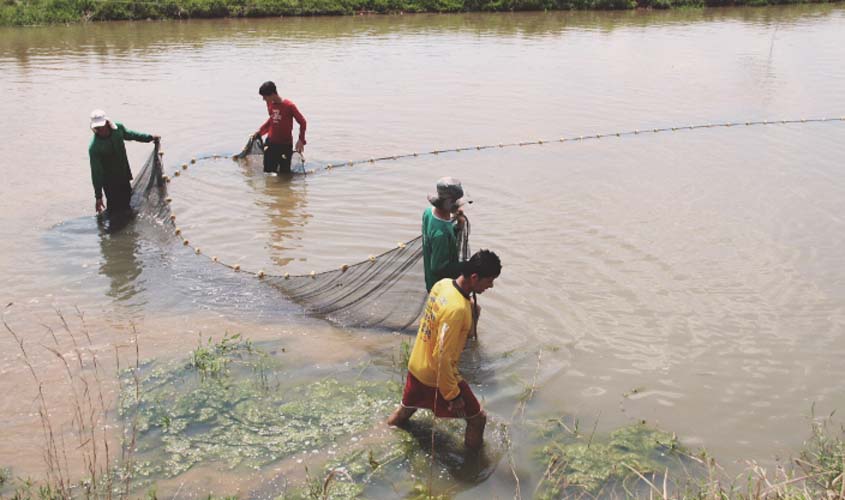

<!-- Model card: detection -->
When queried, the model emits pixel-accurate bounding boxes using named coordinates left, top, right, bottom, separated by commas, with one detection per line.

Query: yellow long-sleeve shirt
left=407, top=278, right=473, bottom=401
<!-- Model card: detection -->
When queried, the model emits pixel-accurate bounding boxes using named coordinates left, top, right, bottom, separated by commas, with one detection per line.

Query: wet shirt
left=258, top=99, right=307, bottom=146
left=422, top=206, right=463, bottom=292
left=88, top=123, right=153, bottom=199
left=407, top=278, right=473, bottom=401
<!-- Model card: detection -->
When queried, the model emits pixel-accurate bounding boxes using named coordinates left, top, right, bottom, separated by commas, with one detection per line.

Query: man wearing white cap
left=88, top=109, right=160, bottom=214
left=422, top=177, right=471, bottom=292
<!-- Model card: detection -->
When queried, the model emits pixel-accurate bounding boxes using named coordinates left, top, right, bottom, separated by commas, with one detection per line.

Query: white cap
left=90, top=109, right=117, bottom=130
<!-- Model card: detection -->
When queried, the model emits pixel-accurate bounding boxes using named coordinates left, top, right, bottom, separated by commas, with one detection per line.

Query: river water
left=1, top=6, right=844, bottom=497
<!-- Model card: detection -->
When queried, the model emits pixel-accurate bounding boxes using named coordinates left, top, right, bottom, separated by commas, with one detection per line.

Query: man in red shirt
left=253, top=81, right=307, bottom=175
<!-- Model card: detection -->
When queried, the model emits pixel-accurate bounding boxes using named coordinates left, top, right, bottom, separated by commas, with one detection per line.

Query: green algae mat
left=117, top=335, right=697, bottom=498
left=532, top=417, right=694, bottom=498
left=120, top=335, right=399, bottom=478
left=119, top=334, right=504, bottom=498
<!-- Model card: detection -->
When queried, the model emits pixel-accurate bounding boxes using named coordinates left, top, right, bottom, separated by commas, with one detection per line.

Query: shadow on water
left=41, top=206, right=303, bottom=319
left=41, top=209, right=171, bottom=312
left=96, top=211, right=143, bottom=302
left=236, top=150, right=311, bottom=268
left=38, top=146, right=306, bottom=318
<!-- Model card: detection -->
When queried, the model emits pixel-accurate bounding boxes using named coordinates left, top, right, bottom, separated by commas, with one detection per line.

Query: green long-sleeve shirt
left=88, top=122, right=153, bottom=199
left=422, top=206, right=464, bottom=292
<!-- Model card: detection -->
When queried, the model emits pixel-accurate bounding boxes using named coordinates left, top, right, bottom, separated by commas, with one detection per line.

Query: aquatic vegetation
left=189, top=332, right=255, bottom=378
left=533, top=413, right=845, bottom=500
left=280, top=414, right=501, bottom=499
left=0, top=478, right=61, bottom=500
left=391, top=339, right=413, bottom=380
left=120, top=336, right=400, bottom=479
left=7, top=317, right=845, bottom=498
left=114, top=335, right=845, bottom=499
left=534, top=418, right=686, bottom=497
left=141, top=489, right=237, bottom=500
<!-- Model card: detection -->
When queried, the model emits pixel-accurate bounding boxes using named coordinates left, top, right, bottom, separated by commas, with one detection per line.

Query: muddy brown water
left=1, top=6, right=844, bottom=496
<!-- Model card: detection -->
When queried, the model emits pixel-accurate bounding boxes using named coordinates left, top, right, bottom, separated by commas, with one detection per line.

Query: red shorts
left=400, top=372, right=482, bottom=419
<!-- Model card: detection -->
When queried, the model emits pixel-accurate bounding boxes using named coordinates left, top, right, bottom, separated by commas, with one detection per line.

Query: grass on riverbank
left=1, top=0, right=842, bottom=26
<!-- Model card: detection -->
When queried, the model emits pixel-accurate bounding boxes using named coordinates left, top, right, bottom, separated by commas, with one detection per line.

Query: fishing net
left=128, top=117, right=844, bottom=330
left=264, top=236, right=427, bottom=331
left=260, top=219, right=470, bottom=331
left=129, top=137, right=469, bottom=331
left=130, top=144, right=170, bottom=221
left=233, top=134, right=263, bottom=159
left=232, top=135, right=470, bottom=330
left=233, top=135, right=307, bottom=174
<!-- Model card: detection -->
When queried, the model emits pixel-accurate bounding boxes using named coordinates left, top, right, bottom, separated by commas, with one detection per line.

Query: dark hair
left=461, top=249, right=501, bottom=279
left=258, top=81, right=277, bottom=96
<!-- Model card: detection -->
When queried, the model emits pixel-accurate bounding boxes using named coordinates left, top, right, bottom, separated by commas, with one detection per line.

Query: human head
left=259, top=81, right=278, bottom=102
left=460, top=249, right=501, bottom=294
left=90, top=109, right=116, bottom=137
left=427, top=177, right=471, bottom=213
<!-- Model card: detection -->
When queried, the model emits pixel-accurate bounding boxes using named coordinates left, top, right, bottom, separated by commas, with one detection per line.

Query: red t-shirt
left=258, top=99, right=307, bottom=146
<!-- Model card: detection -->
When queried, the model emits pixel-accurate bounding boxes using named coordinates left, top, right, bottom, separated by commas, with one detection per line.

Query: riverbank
left=1, top=0, right=841, bottom=26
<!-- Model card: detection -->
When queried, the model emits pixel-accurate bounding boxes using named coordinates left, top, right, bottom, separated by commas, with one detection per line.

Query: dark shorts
left=103, top=181, right=132, bottom=214
left=264, top=142, right=293, bottom=174
left=400, top=372, right=482, bottom=419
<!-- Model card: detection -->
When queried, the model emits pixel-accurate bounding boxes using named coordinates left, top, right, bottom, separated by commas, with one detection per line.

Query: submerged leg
left=387, top=406, right=416, bottom=427
left=104, top=180, right=133, bottom=214
left=464, top=410, right=487, bottom=449
left=263, top=143, right=282, bottom=173
left=277, top=143, right=293, bottom=174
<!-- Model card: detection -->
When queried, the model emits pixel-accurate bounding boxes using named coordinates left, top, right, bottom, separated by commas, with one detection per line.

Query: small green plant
left=1, top=476, right=62, bottom=500
left=302, top=466, right=323, bottom=499
left=798, top=412, right=845, bottom=493
left=407, top=483, right=453, bottom=499
left=189, top=332, right=253, bottom=378
left=0, top=466, right=10, bottom=488
left=394, top=339, right=412, bottom=369
left=399, top=339, right=411, bottom=365
left=390, top=338, right=413, bottom=383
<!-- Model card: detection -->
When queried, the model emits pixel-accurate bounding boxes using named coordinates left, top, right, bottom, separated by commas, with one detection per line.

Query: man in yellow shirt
left=387, top=249, right=501, bottom=449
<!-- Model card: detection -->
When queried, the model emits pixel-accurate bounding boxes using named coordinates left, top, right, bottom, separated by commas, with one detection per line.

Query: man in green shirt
left=422, top=177, right=471, bottom=292
left=88, top=109, right=159, bottom=215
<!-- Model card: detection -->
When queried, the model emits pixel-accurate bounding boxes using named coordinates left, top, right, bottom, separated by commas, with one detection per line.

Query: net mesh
left=233, top=134, right=263, bottom=159
left=130, top=144, right=171, bottom=221
left=233, top=135, right=307, bottom=174
left=265, top=236, right=426, bottom=331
